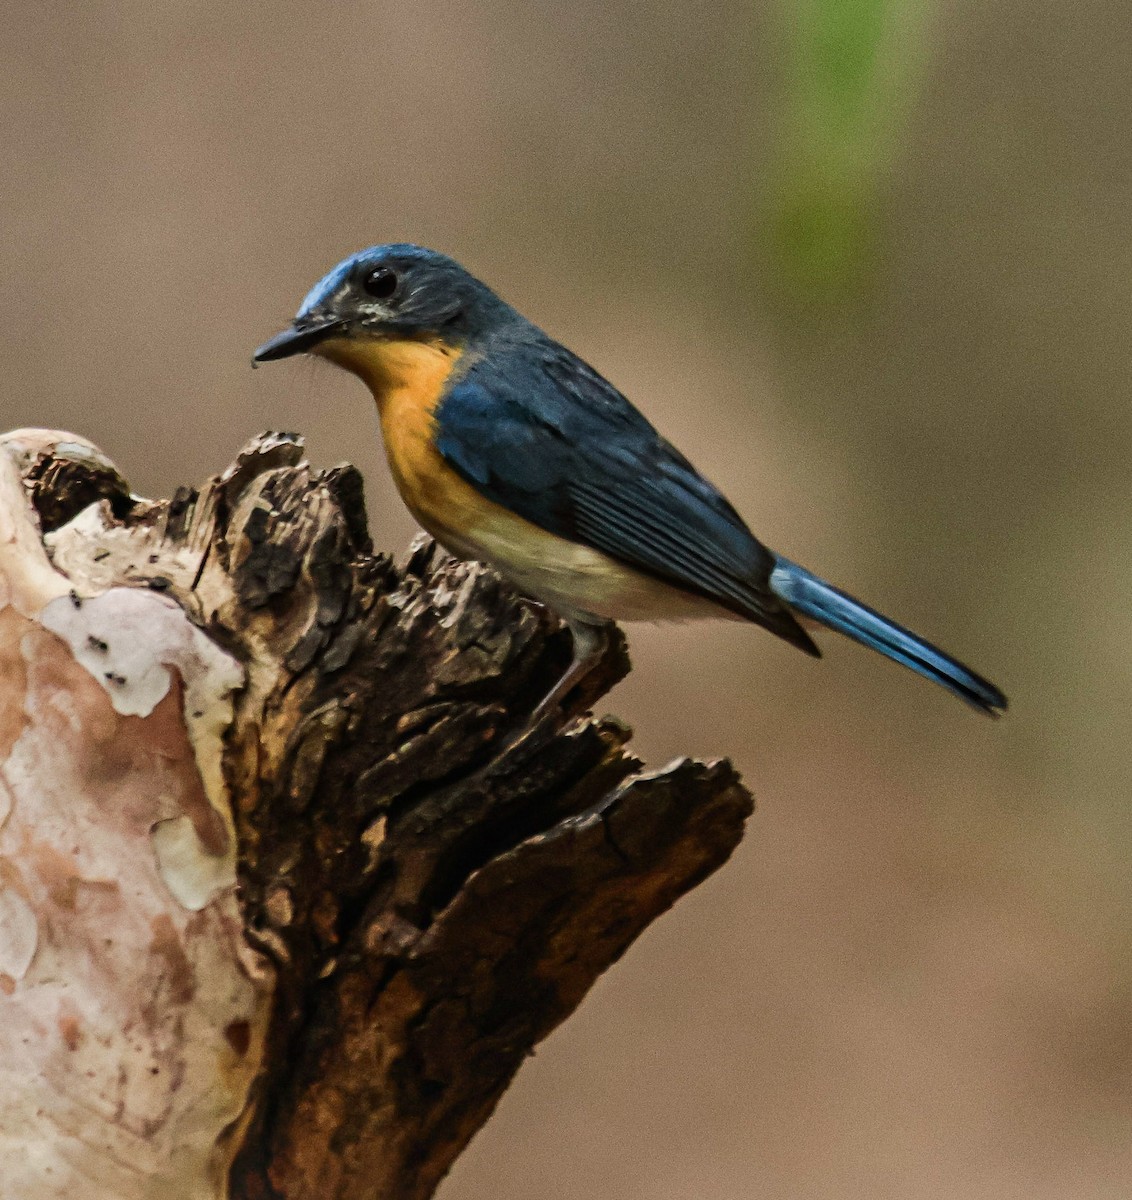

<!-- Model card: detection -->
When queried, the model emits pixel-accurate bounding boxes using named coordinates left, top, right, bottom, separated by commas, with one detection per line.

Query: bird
left=253, top=244, right=1006, bottom=720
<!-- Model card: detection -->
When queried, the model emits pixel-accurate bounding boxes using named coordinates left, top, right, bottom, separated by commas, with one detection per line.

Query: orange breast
left=314, top=335, right=497, bottom=543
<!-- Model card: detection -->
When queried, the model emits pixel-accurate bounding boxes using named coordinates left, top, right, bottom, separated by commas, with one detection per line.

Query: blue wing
left=433, top=336, right=818, bottom=654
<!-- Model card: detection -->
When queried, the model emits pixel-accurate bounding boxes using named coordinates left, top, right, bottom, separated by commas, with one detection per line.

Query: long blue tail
left=769, top=558, right=1007, bottom=715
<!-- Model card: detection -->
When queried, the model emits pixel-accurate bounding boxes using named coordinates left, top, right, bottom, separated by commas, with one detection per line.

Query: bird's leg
left=527, top=619, right=610, bottom=727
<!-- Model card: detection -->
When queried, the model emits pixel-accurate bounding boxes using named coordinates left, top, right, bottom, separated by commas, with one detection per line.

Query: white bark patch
left=152, top=815, right=238, bottom=912
left=40, top=586, right=244, bottom=911
left=0, top=442, right=273, bottom=1200
left=0, top=451, right=70, bottom=616
left=0, top=887, right=37, bottom=980
left=40, top=586, right=238, bottom=719
left=48, top=499, right=210, bottom=595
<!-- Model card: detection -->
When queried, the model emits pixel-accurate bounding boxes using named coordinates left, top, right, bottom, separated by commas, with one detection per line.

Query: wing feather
left=433, top=339, right=817, bottom=652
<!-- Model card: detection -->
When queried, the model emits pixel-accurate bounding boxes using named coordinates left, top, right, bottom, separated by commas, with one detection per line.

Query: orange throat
left=312, top=334, right=471, bottom=537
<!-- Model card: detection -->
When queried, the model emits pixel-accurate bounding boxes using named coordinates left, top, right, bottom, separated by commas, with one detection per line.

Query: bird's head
left=253, top=244, right=512, bottom=386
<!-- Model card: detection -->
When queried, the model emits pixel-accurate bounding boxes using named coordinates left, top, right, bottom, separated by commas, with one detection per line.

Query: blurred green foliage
left=767, top=0, right=931, bottom=301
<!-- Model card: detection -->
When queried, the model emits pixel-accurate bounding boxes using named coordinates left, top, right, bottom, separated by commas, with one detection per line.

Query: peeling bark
left=0, top=428, right=753, bottom=1200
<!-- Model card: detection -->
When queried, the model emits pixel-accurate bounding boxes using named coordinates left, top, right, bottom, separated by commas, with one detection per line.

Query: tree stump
left=0, top=428, right=753, bottom=1200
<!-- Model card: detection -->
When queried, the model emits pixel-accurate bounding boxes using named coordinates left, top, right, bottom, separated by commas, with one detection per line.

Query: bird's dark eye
left=362, top=266, right=399, bottom=301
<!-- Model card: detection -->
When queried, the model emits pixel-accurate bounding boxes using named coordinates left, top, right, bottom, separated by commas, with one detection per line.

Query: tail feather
left=769, top=558, right=1007, bottom=715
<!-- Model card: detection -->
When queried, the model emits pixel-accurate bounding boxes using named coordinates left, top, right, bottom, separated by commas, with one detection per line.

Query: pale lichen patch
left=152, top=815, right=237, bottom=913
left=40, top=585, right=245, bottom=903
left=42, top=588, right=204, bottom=719
left=0, top=887, right=37, bottom=980
left=0, top=453, right=71, bottom=617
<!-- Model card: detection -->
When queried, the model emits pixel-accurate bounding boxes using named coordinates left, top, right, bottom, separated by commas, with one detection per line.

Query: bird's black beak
left=252, top=316, right=348, bottom=367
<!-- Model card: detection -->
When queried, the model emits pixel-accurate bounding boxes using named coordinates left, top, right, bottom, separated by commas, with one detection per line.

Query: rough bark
left=0, top=427, right=754, bottom=1200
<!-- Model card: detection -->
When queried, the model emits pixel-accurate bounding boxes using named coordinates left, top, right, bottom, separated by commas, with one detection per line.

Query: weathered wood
left=0, top=428, right=753, bottom=1200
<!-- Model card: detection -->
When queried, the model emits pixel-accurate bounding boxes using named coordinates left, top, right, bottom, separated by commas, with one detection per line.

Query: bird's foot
left=495, top=620, right=612, bottom=754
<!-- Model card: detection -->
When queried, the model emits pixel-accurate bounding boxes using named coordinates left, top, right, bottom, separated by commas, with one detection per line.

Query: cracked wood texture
left=0, top=428, right=754, bottom=1200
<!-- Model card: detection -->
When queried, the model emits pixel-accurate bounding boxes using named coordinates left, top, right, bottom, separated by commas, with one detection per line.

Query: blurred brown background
left=3, top=1, right=1130, bottom=1196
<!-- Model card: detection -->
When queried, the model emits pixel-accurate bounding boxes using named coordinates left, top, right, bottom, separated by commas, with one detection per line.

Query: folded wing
left=433, top=340, right=818, bottom=654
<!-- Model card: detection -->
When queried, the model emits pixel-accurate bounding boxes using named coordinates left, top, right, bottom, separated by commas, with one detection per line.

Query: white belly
left=432, top=511, right=731, bottom=625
